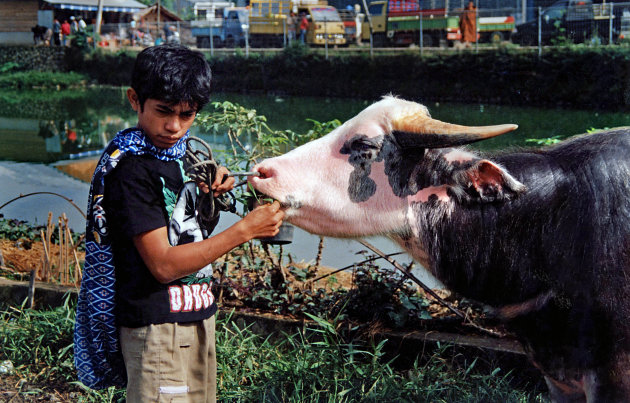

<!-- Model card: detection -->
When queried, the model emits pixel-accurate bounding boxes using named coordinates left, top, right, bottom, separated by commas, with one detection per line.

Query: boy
left=74, top=44, right=284, bottom=402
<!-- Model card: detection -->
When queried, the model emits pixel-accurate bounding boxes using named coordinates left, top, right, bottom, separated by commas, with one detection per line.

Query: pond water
left=2, top=88, right=630, bottom=287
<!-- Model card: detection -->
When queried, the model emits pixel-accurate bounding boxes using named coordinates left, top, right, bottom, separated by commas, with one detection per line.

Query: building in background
left=0, top=0, right=146, bottom=45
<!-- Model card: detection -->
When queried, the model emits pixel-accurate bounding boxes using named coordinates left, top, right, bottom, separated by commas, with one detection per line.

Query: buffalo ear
left=453, top=160, right=526, bottom=203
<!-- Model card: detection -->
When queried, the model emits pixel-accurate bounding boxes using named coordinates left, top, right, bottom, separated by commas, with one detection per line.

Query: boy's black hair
left=131, top=44, right=212, bottom=112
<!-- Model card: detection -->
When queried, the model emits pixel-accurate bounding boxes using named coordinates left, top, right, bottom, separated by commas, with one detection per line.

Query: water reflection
left=3, top=88, right=630, bottom=164
left=0, top=88, right=135, bottom=163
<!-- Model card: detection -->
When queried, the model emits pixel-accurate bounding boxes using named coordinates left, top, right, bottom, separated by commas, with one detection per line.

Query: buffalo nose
left=254, top=165, right=274, bottom=180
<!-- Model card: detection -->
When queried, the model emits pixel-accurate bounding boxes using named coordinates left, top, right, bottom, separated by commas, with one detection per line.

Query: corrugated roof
left=44, top=0, right=147, bottom=12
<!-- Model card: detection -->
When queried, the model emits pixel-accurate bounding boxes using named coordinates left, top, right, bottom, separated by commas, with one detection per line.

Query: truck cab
left=191, top=1, right=236, bottom=48
left=512, top=0, right=621, bottom=45
left=248, top=0, right=346, bottom=47
left=362, top=1, right=387, bottom=43
left=298, top=3, right=346, bottom=46
left=223, top=8, right=249, bottom=47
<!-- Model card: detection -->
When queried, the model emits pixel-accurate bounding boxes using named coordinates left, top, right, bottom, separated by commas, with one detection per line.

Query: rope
left=184, top=136, right=236, bottom=229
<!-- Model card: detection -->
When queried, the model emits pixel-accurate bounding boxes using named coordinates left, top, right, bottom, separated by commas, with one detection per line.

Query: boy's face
left=127, top=88, right=197, bottom=149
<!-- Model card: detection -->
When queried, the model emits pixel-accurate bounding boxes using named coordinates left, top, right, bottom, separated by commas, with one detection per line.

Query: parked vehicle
left=191, top=1, right=249, bottom=48
left=338, top=7, right=358, bottom=43
left=511, top=0, right=627, bottom=45
left=361, top=0, right=514, bottom=47
left=477, top=15, right=516, bottom=43
left=248, top=0, right=346, bottom=47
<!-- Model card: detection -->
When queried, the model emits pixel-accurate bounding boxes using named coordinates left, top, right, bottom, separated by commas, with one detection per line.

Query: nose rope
left=184, top=136, right=237, bottom=228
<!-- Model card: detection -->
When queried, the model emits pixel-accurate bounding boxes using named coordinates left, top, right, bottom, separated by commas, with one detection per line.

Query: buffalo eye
left=340, top=135, right=382, bottom=163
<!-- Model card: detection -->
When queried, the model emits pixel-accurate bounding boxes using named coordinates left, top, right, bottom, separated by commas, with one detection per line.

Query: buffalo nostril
left=256, top=166, right=273, bottom=179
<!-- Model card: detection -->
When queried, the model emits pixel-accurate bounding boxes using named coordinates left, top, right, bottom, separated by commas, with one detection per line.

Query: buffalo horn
left=392, top=115, right=518, bottom=148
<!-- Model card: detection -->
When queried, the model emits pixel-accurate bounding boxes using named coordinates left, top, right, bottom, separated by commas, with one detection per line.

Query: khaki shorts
left=120, top=316, right=216, bottom=403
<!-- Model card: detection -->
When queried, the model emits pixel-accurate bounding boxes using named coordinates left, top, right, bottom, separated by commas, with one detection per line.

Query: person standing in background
left=53, top=18, right=61, bottom=46
left=354, top=4, right=364, bottom=46
left=61, top=19, right=71, bottom=46
left=299, top=13, right=309, bottom=44
left=70, top=16, right=79, bottom=34
left=78, top=17, right=87, bottom=32
left=459, top=1, right=477, bottom=47
left=129, top=17, right=138, bottom=46
left=287, top=11, right=297, bottom=42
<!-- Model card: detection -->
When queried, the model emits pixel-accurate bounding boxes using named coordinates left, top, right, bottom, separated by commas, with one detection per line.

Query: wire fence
left=89, top=2, right=630, bottom=54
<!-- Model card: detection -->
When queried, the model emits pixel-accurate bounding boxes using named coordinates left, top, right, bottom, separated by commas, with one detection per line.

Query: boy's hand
left=213, top=166, right=235, bottom=196
left=197, top=166, right=236, bottom=197
left=241, top=201, right=285, bottom=239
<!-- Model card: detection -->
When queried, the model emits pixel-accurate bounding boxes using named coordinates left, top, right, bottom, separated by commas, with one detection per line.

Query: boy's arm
left=133, top=201, right=284, bottom=284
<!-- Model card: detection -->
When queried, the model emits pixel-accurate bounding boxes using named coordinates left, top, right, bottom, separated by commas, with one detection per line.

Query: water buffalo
left=249, top=96, right=630, bottom=402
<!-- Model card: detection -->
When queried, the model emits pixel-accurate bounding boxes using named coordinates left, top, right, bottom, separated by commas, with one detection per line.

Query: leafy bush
left=340, top=265, right=432, bottom=328
left=0, top=218, right=42, bottom=241
left=0, top=71, right=88, bottom=89
left=0, top=62, right=21, bottom=73
left=0, top=217, right=83, bottom=250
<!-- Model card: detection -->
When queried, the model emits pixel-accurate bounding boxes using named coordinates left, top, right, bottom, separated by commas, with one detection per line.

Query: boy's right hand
left=242, top=201, right=285, bottom=239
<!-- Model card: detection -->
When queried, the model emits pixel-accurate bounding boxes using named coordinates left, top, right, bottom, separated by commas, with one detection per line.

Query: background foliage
left=4, top=46, right=629, bottom=110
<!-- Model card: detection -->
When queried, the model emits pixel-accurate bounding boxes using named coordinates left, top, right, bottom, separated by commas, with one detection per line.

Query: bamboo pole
left=27, top=269, right=35, bottom=309
left=58, top=217, right=64, bottom=283
left=66, top=226, right=81, bottom=286
left=40, top=229, right=49, bottom=282
left=71, top=234, right=84, bottom=285
left=45, top=213, right=54, bottom=281
left=63, top=214, right=70, bottom=285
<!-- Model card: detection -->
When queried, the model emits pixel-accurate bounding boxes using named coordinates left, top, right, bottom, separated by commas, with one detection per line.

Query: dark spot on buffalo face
left=340, top=134, right=383, bottom=202
left=340, top=132, right=480, bottom=204
left=381, top=138, right=425, bottom=197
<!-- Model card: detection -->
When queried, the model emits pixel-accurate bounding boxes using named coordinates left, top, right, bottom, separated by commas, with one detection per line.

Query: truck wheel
left=225, top=36, right=235, bottom=48
left=489, top=31, right=504, bottom=44
left=421, top=34, right=433, bottom=47
left=249, top=36, right=262, bottom=48
left=373, top=33, right=387, bottom=47
left=212, top=36, right=224, bottom=48
left=196, top=37, right=210, bottom=49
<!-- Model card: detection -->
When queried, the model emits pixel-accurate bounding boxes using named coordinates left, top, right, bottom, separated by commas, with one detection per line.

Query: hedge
left=2, top=45, right=630, bottom=110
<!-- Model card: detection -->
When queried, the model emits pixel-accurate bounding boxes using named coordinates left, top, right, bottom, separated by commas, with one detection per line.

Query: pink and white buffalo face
left=249, top=96, right=520, bottom=238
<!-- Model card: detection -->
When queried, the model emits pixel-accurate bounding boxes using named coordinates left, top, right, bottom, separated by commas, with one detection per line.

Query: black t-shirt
left=104, top=154, right=217, bottom=328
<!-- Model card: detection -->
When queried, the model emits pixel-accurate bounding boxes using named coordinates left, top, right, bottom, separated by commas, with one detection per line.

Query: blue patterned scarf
left=74, top=128, right=188, bottom=389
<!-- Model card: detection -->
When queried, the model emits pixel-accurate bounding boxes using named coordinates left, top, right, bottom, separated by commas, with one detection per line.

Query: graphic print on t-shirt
left=164, top=179, right=215, bottom=312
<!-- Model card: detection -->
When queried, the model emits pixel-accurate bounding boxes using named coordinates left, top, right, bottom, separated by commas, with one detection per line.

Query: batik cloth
left=74, top=128, right=189, bottom=389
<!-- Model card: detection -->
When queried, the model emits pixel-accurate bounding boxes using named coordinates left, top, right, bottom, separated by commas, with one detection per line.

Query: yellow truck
left=249, top=0, right=346, bottom=47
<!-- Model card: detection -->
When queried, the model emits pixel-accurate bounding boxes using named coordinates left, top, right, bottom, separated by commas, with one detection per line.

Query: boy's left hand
left=210, top=166, right=235, bottom=196
left=197, top=166, right=235, bottom=196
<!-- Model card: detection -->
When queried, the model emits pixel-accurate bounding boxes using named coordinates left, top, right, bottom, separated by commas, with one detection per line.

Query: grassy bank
left=0, top=300, right=546, bottom=402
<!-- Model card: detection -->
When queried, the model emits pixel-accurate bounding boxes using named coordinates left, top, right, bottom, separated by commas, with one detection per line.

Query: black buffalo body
left=408, top=129, right=630, bottom=401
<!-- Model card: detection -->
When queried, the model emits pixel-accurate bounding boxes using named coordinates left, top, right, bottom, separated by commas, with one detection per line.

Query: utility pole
left=95, top=0, right=104, bottom=34
left=94, top=0, right=104, bottom=48
left=158, top=0, right=162, bottom=37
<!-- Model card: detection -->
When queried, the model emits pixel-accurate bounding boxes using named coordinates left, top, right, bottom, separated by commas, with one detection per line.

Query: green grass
left=0, top=299, right=547, bottom=402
